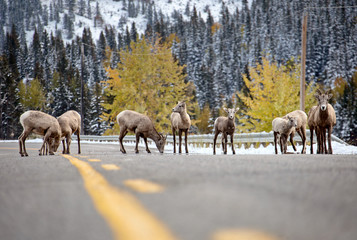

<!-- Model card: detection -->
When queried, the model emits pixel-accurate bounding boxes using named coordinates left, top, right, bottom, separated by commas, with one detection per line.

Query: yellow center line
left=88, top=159, right=102, bottom=162
left=212, top=229, right=279, bottom=240
left=61, top=154, right=176, bottom=240
left=101, top=164, right=120, bottom=170
left=124, top=179, right=164, bottom=193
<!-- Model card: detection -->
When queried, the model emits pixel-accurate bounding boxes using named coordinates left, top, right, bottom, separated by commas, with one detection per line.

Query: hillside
left=31, top=0, right=244, bottom=43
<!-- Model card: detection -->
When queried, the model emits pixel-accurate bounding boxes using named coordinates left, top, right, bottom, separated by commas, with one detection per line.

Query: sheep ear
left=314, top=91, right=320, bottom=99
left=235, top=107, right=240, bottom=112
left=223, top=108, right=228, bottom=113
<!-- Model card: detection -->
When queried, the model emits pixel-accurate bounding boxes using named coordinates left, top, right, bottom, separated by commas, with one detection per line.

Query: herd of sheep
left=18, top=89, right=336, bottom=156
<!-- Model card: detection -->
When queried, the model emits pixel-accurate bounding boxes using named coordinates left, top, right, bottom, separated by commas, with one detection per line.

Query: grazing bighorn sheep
left=309, top=89, right=336, bottom=154
left=272, top=116, right=297, bottom=154
left=213, top=107, right=239, bottom=155
left=171, top=101, right=191, bottom=154
left=18, top=110, right=61, bottom=156
left=57, top=110, right=81, bottom=154
left=117, top=110, right=167, bottom=154
left=283, top=110, right=308, bottom=154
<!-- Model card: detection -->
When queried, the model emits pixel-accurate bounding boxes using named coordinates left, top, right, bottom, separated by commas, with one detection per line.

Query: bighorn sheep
left=308, top=89, right=336, bottom=154
left=272, top=116, right=297, bottom=154
left=283, top=110, right=307, bottom=154
left=57, top=110, right=81, bottom=154
left=116, top=110, right=167, bottom=154
left=18, top=110, right=61, bottom=156
left=171, top=101, right=191, bottom=154
left=213, top=107, right=239, bottom=155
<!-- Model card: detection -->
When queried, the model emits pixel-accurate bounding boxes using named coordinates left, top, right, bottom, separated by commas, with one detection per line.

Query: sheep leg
left=178, top=129, right=183, bottom=154
left=213, top=132, right=219, bottom=155
left=66, top=135, right=71, bottom=154
left=19, top=128, right=32, bottom=157
left=18, top=131, right=26, bottom=156
left=39, top=138, right=48, bottom=155
left=134, top=132, right=140, bottom=154
left=184, top=129, right=189, bottom=154
left=62, top=139, right=66, bottom=154
left=279, top=136, right=284, bottom=154
left=231, top=134, right=235, bottom=155
left=321, top=127, right=327, bottom=154
left=76, top=130, right=81, bottom=154
left=300, top=127, right=307, bottom=154
left=320, top=127, right=326, bottom=154
left=327, top=125, right=333, bottom=154
left=143, top=137, right=151, bottom=153
left=223, top=133, right=228, bottom=154
left=323, top=127, right=328, bottom=154
left=316, top=127, right=321, bottom=154
left=42, top=132, right=52, bottom=155
left=274, top=132, right=278, bottom=154
left=119, top=128, right=128, bottom=154
left=172, top=127, right=176, bottom=153
left=310, top=128, right=314, bottom=154
left=289, top=131, right=297, bottom=152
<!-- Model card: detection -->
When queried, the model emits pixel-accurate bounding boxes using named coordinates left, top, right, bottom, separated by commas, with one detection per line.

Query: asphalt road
left=1, top=141, right=357, bottom=240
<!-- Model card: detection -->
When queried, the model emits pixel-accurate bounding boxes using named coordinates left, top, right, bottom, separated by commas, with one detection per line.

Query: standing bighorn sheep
left=283, top=110, right=308, bottom=154
left=171, top=101, right=191, bottom=154
left=57, top=110, right=81, bottom=154
left=117, top=110, right=167, bottom=154
left=213, top=107, right=239, bottom=155
left=308, top=89, right=336, bottom=154
left=18, top=110, right=61, bottom=156
left=272, top=116, right=297, bottom=154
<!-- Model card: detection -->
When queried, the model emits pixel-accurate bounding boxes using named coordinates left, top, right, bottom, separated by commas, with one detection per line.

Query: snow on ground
left=4, top=138, right=357, bottom=155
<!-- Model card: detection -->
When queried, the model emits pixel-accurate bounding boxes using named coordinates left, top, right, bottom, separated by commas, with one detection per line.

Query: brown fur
left=213, top=108, right=239, bottom=155
left=283, top=110, right=308, bottom=154
left=57, top=110, right=81, bottom=154
left=171, top=102, right=191, bottom=154
left=18, top=111, right=61, bottom=156
left=272, top=116, right=297, bottom=154
left=309, top=89, right=336, bottom=154
left=117, top=110, right=166, bottom=154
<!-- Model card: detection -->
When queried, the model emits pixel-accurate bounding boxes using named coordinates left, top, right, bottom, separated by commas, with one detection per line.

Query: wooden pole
left=300, top=13, right=308, bottom=111
left=80, top=43, right=84, bottom=135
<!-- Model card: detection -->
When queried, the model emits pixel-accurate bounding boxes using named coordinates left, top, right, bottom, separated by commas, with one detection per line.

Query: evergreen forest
left=0, top=0, right=356, bottom=145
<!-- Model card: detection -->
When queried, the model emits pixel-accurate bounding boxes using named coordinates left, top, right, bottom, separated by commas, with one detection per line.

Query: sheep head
left=315, top=89, right=333, bottom=111
left=223, top=107, right=240, bottom=120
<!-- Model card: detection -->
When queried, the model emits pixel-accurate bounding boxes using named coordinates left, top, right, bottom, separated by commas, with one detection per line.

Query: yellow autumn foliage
left=236, top=57, right=317, bottom=132
left=102, top=37, right=195, bottom=134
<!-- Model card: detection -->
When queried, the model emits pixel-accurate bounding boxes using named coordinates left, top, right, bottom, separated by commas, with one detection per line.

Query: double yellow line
left=62, top=155, right=176, bottom=240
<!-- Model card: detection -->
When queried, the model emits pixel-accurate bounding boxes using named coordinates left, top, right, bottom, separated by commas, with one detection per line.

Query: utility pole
left=80, top=43, right=84, bottom=135
left=300, top=12, right=308, bottom=112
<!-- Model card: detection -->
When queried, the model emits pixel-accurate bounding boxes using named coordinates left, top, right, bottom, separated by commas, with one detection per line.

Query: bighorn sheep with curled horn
left=213, top=107, right=239, bottom=155
left=171, top=101, right=191, bottom=154
left=18, top=110, right=61, bottom=156
left=272, top=116, right=297, bottom=154
left=308, top=89, right=336, bottom=154
left=57, top=110, right=81, bottom=154
left=117, top=110, right=167, bottom=154
left=283, top=110, right=308, bottom=154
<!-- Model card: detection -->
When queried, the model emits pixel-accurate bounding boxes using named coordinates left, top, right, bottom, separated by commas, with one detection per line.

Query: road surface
left=1, top=141, right=356, bottom=240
